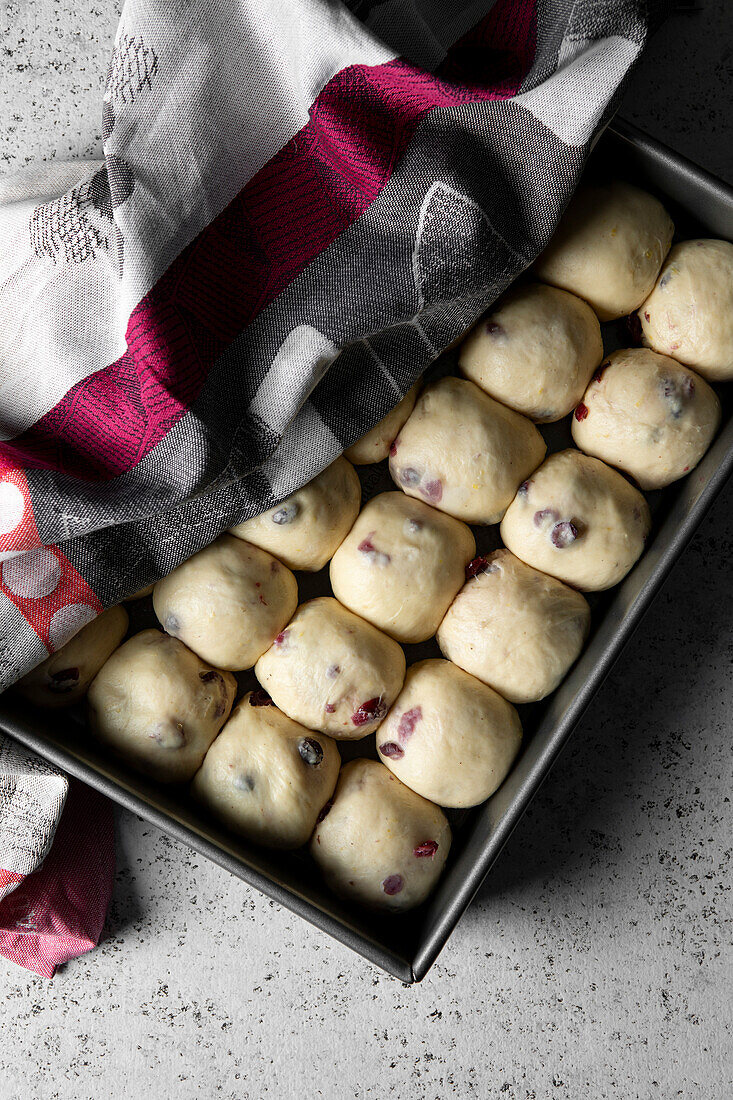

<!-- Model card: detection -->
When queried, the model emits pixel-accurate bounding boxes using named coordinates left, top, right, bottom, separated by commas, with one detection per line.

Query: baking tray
left=1, top=121, right=731, bottom=984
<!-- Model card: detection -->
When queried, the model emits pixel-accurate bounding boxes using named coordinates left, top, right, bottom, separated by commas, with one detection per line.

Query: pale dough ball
left=310, top=758, right=451, bottom=911
left=345, top=383, right=420, bottom=464
left=153, top=534, right=298, bottom=671
left=16, top=605, right=129, bottom=709
left=459, top=283, right=603, bottom=421
left=437, top=549, right=590, bottom=703
left=637, top=239, right=733, bottom=381
left=87, top=630, right=236, bottom=783
left=389, top=376, right=546, bottom=524
left=229, top=457, right=361, bottom=571
left=376, top=659, right=522, bottom=808
left=534, top=181, right=674, bottom=321
left=500, top=449, right=650, bottom=591
left=192, top=690, right=340, bottom=849
left=255, top=596, right=405, bottom=739
left=571, top=348, right=721, bottom=490
left=329, top=492, right=475, bottom=643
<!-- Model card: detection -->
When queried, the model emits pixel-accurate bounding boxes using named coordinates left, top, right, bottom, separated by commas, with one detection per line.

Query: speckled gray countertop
left=1, top=4, right=731, bottom=1098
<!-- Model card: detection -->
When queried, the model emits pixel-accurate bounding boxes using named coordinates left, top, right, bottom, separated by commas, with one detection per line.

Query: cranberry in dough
left=459, top=283, right=603, bottom=422
left=87, top=630, right=236, bottom=783
left=571, top=348, right=720, bottom=490
left=637, top=239, right=733, bottom=381
left=534, top=181, right=674, bottom=321
left=437, top=550, right=590, bottom=704
left=345, top=383, right=420, bottom=465
left=153, top=534, right=297, bottom=671
left=192, top=691, right=340, bottom=849
left=329, top=492, right=475, bottom=643
left=389, top=376, right=546, bottom=524
left=500, top=450, right=651, bottom=591
left=254, top=597, right=405, bottom=740
left=376, top=659, right=522, bottom=808
left=16, top=605, right=129, bottom=709
left=310, top=758, right=451, bottom=911
left=229, top=457, right=360, bottom=572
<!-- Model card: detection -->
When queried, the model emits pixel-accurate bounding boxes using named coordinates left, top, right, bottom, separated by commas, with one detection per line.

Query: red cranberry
left=382, top=874, right=403, bottom=896
left=574, top=402, right=589, bottom=422
left=414, top=840, right=439, bottom=858
left=397, top=706, right=422, bottom=742
left=274, top=630, right=289, bottom=647
left=518, top=480, right=530, bottom=497
left=249, top=690, right=274, bottom=706
left=298, top=737, right=323, bottom=766
left=324, top=703, right=336, bottom=714
left=352, top=697, right=387, bottom=726
left=399, top=467, right=420, bottom=487
left=644, top=311, right=650, bottom=322
left=379, top=741, right=404, bottom=759
left=551, top=521, right=578, bottom=548
left=389, top=439, right=399, bottom=457
left=326, top=664, right=340, bottom=679
left=272, top=502, right=299, bottom=525
left=316, top=799, right=333, bottom=824
left=485, top=321, right=505, bottom=337
left=534, top=508, right=559, bottom=527
left=358, top=535, right=391, bottom=566
left=423, top=479, right=443, bottom=503
left=48, top=667, right=80, bottom=694
left=465, top=555, right=495, bottom=580
left=594, top=360, right=610, bottom=383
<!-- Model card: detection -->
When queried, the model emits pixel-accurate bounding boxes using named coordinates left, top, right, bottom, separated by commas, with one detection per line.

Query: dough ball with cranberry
left=16, top=605, right=129, bottom=709
left=389, top=376, right=546, bottom=524
left=345, top=383, right=420, bottom=465
left=534, top=181, right=673, bottom=321
left=254, top=596, right=405, bottom=740
left=637, top=239, right=733, bottom=381
left=437, top=549, right=590, bottom=703
left=330, top=492, right=475, bottom=643
left=153, top=534, right=297, bottom=671
left=571, top=348, right=720, bottom=490
left=459, top=283, right=603, bottom=422
left=229, top=457, right=360, bottom=572
left=376, top=659, right=522, bottom=808
left=500, top=450, right=650, bottom=591
left=192, top=691, right=340, bottom=849
left=310, top=759, right=451, bottom=911
left=87, top=630, right=236, bottom=783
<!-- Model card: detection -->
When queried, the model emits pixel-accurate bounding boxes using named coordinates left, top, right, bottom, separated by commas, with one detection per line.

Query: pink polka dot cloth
left=0, top=739, right=114, bottom=978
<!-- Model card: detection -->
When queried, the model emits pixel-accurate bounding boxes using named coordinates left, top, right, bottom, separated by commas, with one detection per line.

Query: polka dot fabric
left=0, top=543, right=102, bottom=657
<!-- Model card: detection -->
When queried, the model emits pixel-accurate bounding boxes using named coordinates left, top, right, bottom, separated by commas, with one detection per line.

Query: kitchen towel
left=0, top=0, right=666, bottom=975
left=0, top=742, right=114, bottom=978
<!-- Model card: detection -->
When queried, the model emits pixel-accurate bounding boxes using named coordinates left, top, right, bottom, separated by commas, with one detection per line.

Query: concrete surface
left=0, top=3, right=731, bottom=1098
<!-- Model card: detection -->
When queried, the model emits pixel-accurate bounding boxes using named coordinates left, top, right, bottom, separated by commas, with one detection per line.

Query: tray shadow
left=474, top=476, right=732, bottom=905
